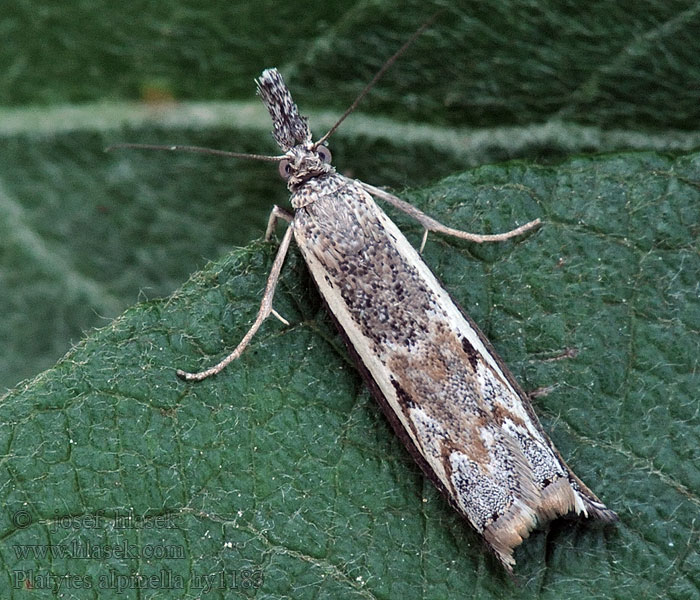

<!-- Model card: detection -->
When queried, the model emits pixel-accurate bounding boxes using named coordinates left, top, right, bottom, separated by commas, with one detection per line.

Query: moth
left=113, top=25, right=616, bottom=572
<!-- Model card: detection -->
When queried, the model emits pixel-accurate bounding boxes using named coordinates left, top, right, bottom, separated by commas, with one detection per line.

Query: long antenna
left=105, top=143, right=284, bottom=162
left=314, top=11, right=443, bottom=148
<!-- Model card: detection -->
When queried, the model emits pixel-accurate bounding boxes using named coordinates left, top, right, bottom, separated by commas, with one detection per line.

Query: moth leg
left=176, top=223, right=294, bottom=382
left=265, top=205, right=294, bottom=241
left=361, top=182, right=541, bottom=252
left=264, top=206, right=294, bottom=325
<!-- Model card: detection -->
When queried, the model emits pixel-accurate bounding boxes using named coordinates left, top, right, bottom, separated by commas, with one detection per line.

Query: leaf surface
left=2, top=152, right=698, bottom=598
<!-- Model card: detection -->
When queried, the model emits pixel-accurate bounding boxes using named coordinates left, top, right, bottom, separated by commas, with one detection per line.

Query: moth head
left=277, top=143, right=334, bottom=189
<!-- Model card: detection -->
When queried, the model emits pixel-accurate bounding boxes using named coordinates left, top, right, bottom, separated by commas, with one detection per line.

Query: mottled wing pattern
left=254, top=66, right=614, bottom=572
left=291, top=173, right=615, bottom=570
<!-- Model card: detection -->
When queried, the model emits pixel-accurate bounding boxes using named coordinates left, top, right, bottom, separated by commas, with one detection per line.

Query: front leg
left=265, top=205, right=294, bottom=241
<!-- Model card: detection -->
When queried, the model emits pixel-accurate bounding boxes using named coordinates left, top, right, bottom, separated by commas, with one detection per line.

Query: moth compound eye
left=278, top=159, right=292, bottom=180
left=317, top=145, right=332, bottom=164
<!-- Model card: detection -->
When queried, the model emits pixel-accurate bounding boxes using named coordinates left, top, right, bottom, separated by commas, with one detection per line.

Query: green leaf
left=1, top=152, right=698, bottom=598
left=1, top=1, right=699, bottom=597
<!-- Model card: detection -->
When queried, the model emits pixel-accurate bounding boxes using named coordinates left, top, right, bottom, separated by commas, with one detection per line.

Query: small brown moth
left=113, top=21, right=616, bottom=572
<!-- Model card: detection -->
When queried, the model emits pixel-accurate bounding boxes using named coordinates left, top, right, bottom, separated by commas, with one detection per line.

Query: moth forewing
left=289, top=172, right=615, bottom=570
